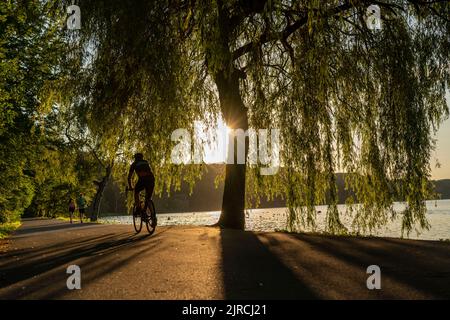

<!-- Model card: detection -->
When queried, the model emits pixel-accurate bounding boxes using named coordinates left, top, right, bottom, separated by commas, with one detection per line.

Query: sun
left=225, top=124, right=232, bottom=134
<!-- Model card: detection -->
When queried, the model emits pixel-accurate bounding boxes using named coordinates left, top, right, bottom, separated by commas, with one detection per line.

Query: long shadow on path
left=0, top=229, right=164, bottom=299
left=283, top=234, right=450, bottom=298
left=220, top=228, right=450, bottom=299
left=12, top=220, right=100, bottom=237
left=220, top=229, right=317, bottom=299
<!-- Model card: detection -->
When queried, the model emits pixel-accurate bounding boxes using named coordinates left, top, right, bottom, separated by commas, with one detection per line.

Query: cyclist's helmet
left=134, top=153, right=144, bottom=161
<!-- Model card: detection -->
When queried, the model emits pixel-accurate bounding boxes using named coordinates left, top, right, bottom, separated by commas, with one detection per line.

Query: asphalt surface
left=0, top=218, right=449, bottom=299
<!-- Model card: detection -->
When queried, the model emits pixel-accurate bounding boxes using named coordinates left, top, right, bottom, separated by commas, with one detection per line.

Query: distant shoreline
left=98, top=200, right=450, bottom=242
left=99, top=198, right=450, bottom=217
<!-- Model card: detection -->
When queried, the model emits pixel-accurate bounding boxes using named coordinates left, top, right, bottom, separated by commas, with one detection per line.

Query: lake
left=100, top=199, right=450, bottom=241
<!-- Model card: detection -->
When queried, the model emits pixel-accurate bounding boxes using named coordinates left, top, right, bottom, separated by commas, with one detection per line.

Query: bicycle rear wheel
left=144, top=200, right=156, bottom=235
left=133, top=204, right=142, bottom=233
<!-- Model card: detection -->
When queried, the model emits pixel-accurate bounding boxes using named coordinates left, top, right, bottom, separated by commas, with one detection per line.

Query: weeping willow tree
left=53, top=0, right=449, bottom=234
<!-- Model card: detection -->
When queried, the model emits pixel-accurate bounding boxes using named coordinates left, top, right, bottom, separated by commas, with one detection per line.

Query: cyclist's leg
left=134, top=178, right=145, bottom=211
left=144, top=177, right=156, bottom=224
left=134, top=190, right=140, bottom=209
left=144, top=177, right=155, bottom=206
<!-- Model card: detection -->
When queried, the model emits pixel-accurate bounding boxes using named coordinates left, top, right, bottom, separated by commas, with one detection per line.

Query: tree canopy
left=1, top=1, right=449, bottom=236
left=0, top=1, right=99, bottom=222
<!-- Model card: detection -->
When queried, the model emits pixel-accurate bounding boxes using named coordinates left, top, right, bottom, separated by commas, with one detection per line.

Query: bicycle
left=126, top=187, right=157, bottom=235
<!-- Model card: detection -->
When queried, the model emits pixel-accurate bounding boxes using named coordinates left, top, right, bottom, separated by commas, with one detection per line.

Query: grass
left=0, top=221, right=22, bottom=239
left=56, top=215, right=86, bottom=223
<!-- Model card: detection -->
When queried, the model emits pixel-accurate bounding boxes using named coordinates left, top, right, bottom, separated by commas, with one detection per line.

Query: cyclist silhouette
left=127, top=153, right=155, bottom=213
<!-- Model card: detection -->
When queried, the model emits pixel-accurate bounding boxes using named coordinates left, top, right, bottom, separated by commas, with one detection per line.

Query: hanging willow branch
left=53, top=0, right=450, bottom=235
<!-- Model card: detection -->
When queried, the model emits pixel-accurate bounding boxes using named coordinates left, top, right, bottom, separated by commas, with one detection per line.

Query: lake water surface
left=100, top=199, right=450, bottom=241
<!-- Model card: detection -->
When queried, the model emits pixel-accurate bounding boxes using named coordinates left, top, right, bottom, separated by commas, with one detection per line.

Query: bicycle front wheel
left=133, top=205, right=142, bottom=233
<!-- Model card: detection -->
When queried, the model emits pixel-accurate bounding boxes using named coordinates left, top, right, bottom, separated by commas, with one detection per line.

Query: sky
left=432, top=91, right=450, bottom=180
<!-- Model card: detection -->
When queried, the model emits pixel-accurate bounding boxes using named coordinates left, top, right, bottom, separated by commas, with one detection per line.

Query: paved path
left=0, top=218, right=449, bottom=299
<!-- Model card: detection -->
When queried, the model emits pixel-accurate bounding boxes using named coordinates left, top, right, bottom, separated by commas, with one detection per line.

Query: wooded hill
left=99, top=166, right=450, bottom=215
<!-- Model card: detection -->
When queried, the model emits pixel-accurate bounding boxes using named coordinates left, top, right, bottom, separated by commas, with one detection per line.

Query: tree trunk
left=215, top=70, right=248, bottom=229
left=219, top=162, right=246, bottom=229
left=91, top=164, right=112, bottom=221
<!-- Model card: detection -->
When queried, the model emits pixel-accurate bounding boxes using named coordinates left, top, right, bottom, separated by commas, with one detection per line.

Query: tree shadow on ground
left=257, top=232, right=450, bottom=299
left=301, top=234, right=449, bottom=297
left=219, top=229, right=318, bottom=299
left=0, top=229, right=167, bottom=299
left=12, top=221, right=100, bottom=237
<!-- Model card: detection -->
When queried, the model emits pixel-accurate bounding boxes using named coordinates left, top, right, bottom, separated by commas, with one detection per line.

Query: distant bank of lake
left=100, top=199, right=450, bottom=241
